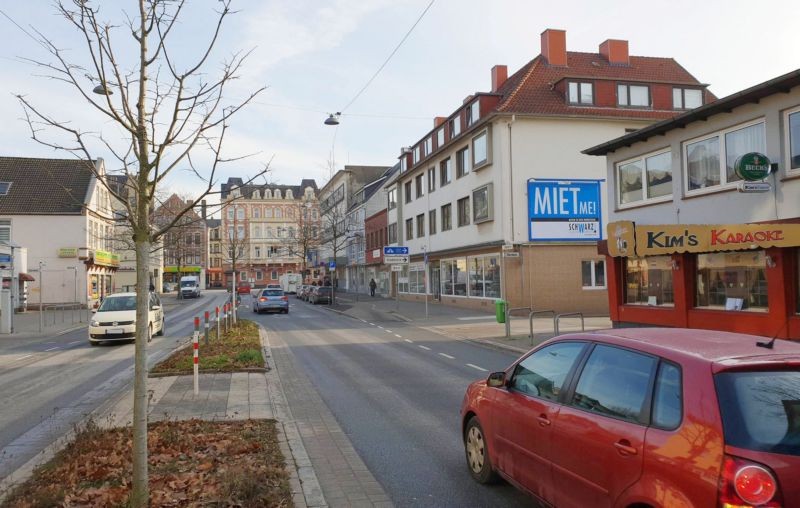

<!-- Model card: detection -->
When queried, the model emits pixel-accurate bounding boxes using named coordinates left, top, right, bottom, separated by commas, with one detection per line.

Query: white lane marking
left=384, top=329, right=393, bottom=334
left=368, top=322, right=376, bottom=326
left=44, top=346, right=60, bottom=352
left=439, top=353, right=455, bottom=359
left=17, top=354, right=32, bottom=361
left=418, top=345, right=431, bottom=351
left=377, top=325, right=384, bottom=329
left=395, top=334, right=402, bottom=338
left=404, top=338, right=412, bottom=343
left=360, top=319, right=367, bottom=323
left=467, top=363, right=488, bottom=372
left=68, top=340, right=81, bottom=345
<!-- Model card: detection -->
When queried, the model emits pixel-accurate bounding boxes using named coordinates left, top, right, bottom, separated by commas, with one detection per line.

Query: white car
left=89, top=292, right=165, bottom=346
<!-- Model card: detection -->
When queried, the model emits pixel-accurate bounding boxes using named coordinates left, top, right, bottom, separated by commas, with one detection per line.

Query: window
left=509, top=342, right=585, bottom=400
left=400, top=156, right=407, bottom=173
left=788, top=108, right=800, bottom=170
left=441, top=203, right=452, bottom=231
left=237, top=207, right=245, bottom=220
left=226, top=208, right=234, bottom=220
left=440, top=158, right=452, bottom=186
left=685, top=121, right=765, bottom=192
left=571, top=345, right=656, bottom=424
left=428, top=168, right=436, bottom=193
left=252, top=207, right=260, bottom=219
left=271, top=270, right=278, bottom=280
left=472, top=184, right=493, bottom=223
left=388, top=223, right=398, bottom=244
left=450, top=116, right=461, bottom=138
left=457, top=197, right=470, bottom=227
left=581, top=259, right=606, bottom=289
left=456, top=147, right=470, bottom=178
left=406, top=263, right=426, bottom=294
left=626, top=256, right=674, bottom=306
left=413, top=145, right=421, bottom=164
left=652, top=362, right=682, bottom=429
left=256, top=271, right=263, bottom=281
left=617, top=84, right=650, bottom=107
left=617, top=150, right=672, bottom=206
left=416, top=214, right=425, bottom=238
left=466, top=100, right=480, bottom=127
left=424, top=137, right=432, bottom=156
left=0, top=182, right=12, bottom=196
left=265, top=207, right=273, bottom=218
left=696, top=250, right=768, bottom=311
left=254, top=246, right=261, bottom=258
left=387, top=188, right=397, bottom=210
left=405, top=218, right=414, bottom=240
left=236, top=225, right=245, bottom=239
left=673, top=88, right=703, bottom=110
left=404, top=181, right=412, bottom=204
left=428, top=210, right=436, bottom=235
left=415, top=174, right=424, bottom=198
left=240, top=271, right=247, bottom=281
left=472, top=130, right=489, bottom=169
left=468, top=254, right=501, bottom=298
left=568, top=81, right=593, bottom=105
left=436, top=128, right=444, bottom=148
left=275, top=208, right=282, bottom=218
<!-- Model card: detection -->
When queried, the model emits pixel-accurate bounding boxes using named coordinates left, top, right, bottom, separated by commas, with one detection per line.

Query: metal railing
left=528, top=310, right=555, bottom=345
left=505, top=306, right=532, bottom=338
left=44, top=303, right=86, bottom=327
left=554, top=312, right=585, bottom=336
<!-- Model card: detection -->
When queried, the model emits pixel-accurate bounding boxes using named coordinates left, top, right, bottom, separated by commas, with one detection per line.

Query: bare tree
left=287, top=198, right=320, bottom=281
left=15, top=1, right=267, bottom=504
left=221, top=205, right=250, bottom=323
left=320, top=201, right=349, bottom=304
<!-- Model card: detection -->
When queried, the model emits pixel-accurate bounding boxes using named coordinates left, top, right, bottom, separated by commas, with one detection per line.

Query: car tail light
left=259, top=297, right=266, bottom=302
left=719, top=455, right=781, bottom=507
left=281, top=296, right=288, bottom=301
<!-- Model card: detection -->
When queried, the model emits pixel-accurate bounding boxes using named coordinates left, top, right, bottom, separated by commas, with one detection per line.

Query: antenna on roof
left=756, top=337, right=776, bottom=349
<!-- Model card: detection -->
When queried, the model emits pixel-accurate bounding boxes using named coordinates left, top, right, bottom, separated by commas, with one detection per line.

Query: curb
left=259, top=325, right=327, bottom=508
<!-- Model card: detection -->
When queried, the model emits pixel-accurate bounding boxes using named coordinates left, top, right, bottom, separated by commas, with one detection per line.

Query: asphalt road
left=0, top=290, right=230, bottom=479
left=252, top=295, right=536, bottom=508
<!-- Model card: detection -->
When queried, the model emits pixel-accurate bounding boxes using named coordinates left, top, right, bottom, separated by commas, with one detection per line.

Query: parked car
left=295, top=285, right=307, bottom=299
left=252, top=288, right=289, bottom=314
left=460, top=328, right=800, bottom=508
left=162, top=282, right=176, bottom=293
left=89, top=292, right=165, bottom=345
left=308, top=286, right=332, bottom=305
left=236, top=282, right=251, bottom=295
left=266, top=283, right=282, bottom=290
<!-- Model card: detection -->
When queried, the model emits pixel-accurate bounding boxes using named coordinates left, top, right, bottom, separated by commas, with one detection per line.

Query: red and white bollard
left=193, top=316, right=200, bottom=395
left=215, top=306, right=220, bottom=341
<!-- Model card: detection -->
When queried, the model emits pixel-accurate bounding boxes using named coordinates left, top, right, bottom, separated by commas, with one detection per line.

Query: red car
left=236, top=283, right=251, bottom=295
left=461, top=328, right=800, bottom=507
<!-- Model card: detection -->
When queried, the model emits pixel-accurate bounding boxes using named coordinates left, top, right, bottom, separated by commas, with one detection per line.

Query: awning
left=19, top=272, right=35, bottom=282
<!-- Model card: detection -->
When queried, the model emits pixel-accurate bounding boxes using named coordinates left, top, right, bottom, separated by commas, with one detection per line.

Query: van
left=179, top=276, right=201, bottom=298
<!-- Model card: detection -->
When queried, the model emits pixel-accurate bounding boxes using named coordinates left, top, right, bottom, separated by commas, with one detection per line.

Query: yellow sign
left=94, top=250, right=120, bottom=267
left=607, top=221, right=800, bottom=257
left=164, top=265, right=202, bottom=273
left=58, top=248, right=78, bottom=258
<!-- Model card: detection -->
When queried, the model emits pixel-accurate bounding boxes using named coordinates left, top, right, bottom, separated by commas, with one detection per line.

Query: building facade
left=220, top=178, right=319, bottom=288
left=388, top=29, right=712, bottom=313
left=206, top=218, right=223, bottom=288
left=365, top=209, right=389, bottom=296
left=153, top=194, right=207, bottom=287
left=586, top=68, right=800, bottom=339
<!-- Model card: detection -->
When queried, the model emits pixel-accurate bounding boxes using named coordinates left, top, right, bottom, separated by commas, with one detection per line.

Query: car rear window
left=715, top=370, right=800, bottom=456
left=318, top=287, right=332, bottom=293
left=262, top=290, right=283, bottom=297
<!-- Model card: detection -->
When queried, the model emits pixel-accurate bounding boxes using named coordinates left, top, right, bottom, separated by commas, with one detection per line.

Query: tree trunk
left=131, top=237, right=151, bottom=506
left=231, top=257, right=237, bottom=324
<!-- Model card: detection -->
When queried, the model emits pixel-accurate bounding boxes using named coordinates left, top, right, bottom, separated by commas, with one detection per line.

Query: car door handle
left=536, top=414, right=551, bottom=427
left=614, top=440, right=637, bottom=456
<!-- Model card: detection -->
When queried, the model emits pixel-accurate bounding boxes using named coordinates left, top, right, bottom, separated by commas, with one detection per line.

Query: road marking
left=395, top=334, right=402, bottom=338
left=418, top=345, right=431, bottom=351
left=467, top=363, right=488, bottom=372
left=439, top=353, right=455, bottom=359
left=368, top=322, right=376, bottom=326
left=403, top=338, right=412, bottom=343
left=44, top=346, right=60, bottom=352
left=68, top=340, right=81, bottom=345
left=377, top=325, right=384, bottom=329
left=384, top=329, right=393, bottom=333
left=17, top=354, right=32, bottom=361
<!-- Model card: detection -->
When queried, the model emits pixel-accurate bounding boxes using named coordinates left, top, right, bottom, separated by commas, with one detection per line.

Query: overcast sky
left=1, top=0, right=798, bottom=204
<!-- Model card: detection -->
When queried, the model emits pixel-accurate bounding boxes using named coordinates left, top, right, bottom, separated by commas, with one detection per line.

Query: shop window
left=582, top=259, right=606, bottom=289
left=398, top=265, right=409, bottom=293
left=685, top=120, right=765, bottom=193
left=696, top=251, right=768, bottom=311
left=618, top=150, right=672, bottom=206
left=408, top=264, right=426, bottom=294
left=786, top=107, right=800, bottom=171
left=468, top=254, right=501, bottom=298
left=673, top=88, right=703, bottom=110
left=625, top=256, right=674, bottom=306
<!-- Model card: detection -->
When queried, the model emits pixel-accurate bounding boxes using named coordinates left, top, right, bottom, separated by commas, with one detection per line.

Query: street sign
left=503, top=251, right=520, bottom=258
left=383, top=246, right=409, bottom=256
left=329, top=261, right=336, bottom=270
left=391, top=264, right=403, bottom=272
left=384, top=255, right=409, bottom=264
left=738, top=181, right=771, bottom=193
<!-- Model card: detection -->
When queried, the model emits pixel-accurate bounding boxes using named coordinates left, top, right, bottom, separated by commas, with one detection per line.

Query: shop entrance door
left=431, top=263, right=441, bottom=301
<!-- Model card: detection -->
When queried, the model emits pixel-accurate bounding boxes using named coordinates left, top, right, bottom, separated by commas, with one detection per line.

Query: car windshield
left=715, top=370, right=800, bottom=456
left=262, top=290, right=283, bottom=297
left=318, top=287, right=331, bottom=293
left=180, top=281, right=195, bottom=287
left=98, top=295, right=137, bottom=312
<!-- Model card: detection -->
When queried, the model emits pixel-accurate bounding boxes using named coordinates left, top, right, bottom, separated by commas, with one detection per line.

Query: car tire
left=464, top=417, right=498, bottom=484
left=90, top=340, right=100, bottom=347
left=147, top=324, right=153, bottom=343
left=156, top=318, right=165, bottom=336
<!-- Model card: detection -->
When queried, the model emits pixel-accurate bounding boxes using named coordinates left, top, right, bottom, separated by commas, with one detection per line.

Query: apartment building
left=220, top=177, right=319, bottom=288
left=153, top=194, right=207, bottom=287
left=389, top=29, right=712, bottom=313
left=585, top=68, right=800, bottom=339
left=205, top=218, right=222, bottom=288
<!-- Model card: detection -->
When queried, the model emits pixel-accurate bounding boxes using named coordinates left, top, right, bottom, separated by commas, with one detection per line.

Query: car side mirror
left=91, top=308, right=97, bottom=314
left=487, top=371, right=506, bottom=388
left=151, top=305, right=161, bottom=311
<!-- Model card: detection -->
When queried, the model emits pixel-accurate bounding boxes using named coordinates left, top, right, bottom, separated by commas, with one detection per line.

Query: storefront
left=87, top=249, right=119, bottom=307
left=164, top=265, right=202, bottom=284
left=603, top=220, right=800, bottom=339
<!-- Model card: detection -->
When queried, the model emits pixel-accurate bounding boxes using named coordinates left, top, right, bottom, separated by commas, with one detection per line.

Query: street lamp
left=92, top=81, right=115, bottom=96
left=324, top=113, right=341, bottom=126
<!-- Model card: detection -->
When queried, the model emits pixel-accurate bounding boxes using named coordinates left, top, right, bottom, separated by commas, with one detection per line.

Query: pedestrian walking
left=369, top=278, right=377, bottom=297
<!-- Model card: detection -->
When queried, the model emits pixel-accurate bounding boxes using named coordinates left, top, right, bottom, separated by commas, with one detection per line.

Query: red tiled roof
left=495, top=52, right=714, bottom=119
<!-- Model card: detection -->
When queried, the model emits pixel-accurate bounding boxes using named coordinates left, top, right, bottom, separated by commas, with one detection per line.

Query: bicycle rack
left=554, top=312, right=585, bottom=336
left=528, top=310, right=555, bottom=345
left=505, top=306, right=532, bottom=338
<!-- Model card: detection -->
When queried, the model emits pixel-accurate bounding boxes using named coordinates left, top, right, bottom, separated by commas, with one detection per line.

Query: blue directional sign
left=528, top=179, right=602, bottom=241
left=383, top=246, right=409, bottom=256
left=329, top=261, right=336, bottom=270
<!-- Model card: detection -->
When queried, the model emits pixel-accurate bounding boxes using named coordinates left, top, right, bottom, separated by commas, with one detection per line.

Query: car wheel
left=90, top=340, right=100, bottom=347
left=253, top=305, right=257, bottom=313
left=156, top=318, right=165, bottom=336
left=147, top=324, right=153, bottom=343
left=464, top=417, right=498, bottom=484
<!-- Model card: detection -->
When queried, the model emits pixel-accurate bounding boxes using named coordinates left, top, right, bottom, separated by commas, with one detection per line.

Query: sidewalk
left=328, top=293, right=612, bottom=353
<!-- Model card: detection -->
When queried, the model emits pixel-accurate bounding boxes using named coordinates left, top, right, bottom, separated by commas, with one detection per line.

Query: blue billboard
left=528, top=179, right=602, bottom=241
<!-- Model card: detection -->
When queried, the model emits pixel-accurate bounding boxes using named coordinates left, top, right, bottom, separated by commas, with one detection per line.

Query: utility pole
left=38, top=261, right=44, bottom=332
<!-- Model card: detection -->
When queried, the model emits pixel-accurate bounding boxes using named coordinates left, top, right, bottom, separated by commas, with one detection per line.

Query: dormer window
left=400, top=155, right=407, bottom=172
left=450, top=117, right=461, bottom=138
left=264, top=189, right=272, bottom=198
left=436, top=127, right=445, bottom=148
left=424, top=137, right=432, bottom=156
left=617, top=83, right=650, bottom=108
left=568, top=82, right=593, bottom=105
left=466, top=100, right=480, bottom=127
left=274, top=189, right=282, bottom=199
left=286, top=189, right=293, bottom=199
left=413, top=145, right=421, bottom=164
left=673, top=88, right=703, bottom=110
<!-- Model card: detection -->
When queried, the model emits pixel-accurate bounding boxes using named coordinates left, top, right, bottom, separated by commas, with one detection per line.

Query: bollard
left=204, top=310, right=210, bottom=346
left=193, top=316, right=200, bottom=395
left=215, top=306, right=220, bottom=341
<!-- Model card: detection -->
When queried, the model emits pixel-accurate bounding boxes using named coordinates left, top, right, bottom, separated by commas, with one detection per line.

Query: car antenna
left=756, top=319, right=789, bottom=349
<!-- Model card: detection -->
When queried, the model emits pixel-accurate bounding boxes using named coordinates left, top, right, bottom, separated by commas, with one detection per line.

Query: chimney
left=201, top=199, right=207, bottom=219
left=491, top=65, right=508, bottom=92
left=599, top=39, right=629, bottom=65
left=434, top=116, right=447, bottom=128
left=540, top=29, right=567, bottom=66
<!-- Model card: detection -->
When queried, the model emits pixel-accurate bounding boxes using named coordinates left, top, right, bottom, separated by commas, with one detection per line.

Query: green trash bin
left=495, top=299, right=506, bottom=323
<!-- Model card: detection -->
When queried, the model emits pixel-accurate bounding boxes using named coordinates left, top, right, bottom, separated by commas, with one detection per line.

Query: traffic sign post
left=390, top=264, right=403, bottom=272
left=384, top=255, right=409, bottom=264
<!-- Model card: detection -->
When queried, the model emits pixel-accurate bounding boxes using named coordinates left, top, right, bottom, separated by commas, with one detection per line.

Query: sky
left=0, top=0, right=798, bottom=208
